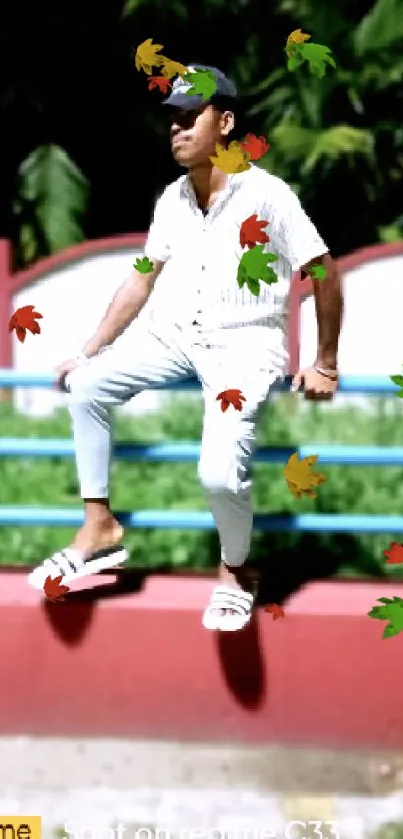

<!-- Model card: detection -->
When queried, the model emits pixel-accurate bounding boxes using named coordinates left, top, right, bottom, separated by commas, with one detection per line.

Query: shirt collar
left=180, top=167, right=252, bottom=207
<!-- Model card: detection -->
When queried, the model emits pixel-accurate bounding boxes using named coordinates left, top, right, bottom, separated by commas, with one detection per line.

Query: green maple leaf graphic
left=237, top=245, right=278, bottom=297
left=390, top=374, right=403, bottom=397
left=368, top=596, right=403, bottom=639
left=309, top=264, right=327, bottom=281
left=183, top=69, right=217, bottom=101
left=286, top=42, right=336, bottom=77
left=134, top=256, right=154, bottom=274
left=286, top=44, right=306, bottom=72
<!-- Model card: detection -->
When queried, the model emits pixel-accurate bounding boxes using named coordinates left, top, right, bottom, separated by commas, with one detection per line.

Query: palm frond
left=13, top=144, right=89, bottom=267
left=301, top=125, right=375, bottom=175
left=265, top=121, right=317, bottom=164
left=354, top=0, right=403, bottom=57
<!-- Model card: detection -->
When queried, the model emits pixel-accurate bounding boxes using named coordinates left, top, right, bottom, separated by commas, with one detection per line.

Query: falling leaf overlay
left=43, top=574, right=70, bottom=602
left=239, top=134, right=270, bottom=161
left=383, top=542, right=403, bottom=564
left=9, top=305, right=43, bottom=343
left=286, top=40, right=336, bottom=78
left=239, top=214, right=270, bottom=250
left=264, top=603, right=285, bottom=620
left=307, top=264, right=327, bottom=281
left=285, top=28, right=311, bottom=57
left=368, top=596, right=403, bottom=639
left=134, top=256, right=154, bottom=274
left=159, top=58, right=189, bottom=79
left=237, top=244, right=278, bottom=296
left=182, top=68, right=217, bottom=101
left=209, top=142, right=251, bottom=175
left=135, top=39, right=166, bottom=75
left=390, top=373, right=403, bottom=397
left=284, top=452, right=327, bottom=499
left=147, top=76, right=172, bottom=93
left=216, top=389, right=246, bottom=413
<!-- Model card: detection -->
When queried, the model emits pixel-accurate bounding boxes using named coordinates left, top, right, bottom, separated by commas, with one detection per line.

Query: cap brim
left=161, top=92, right=207, bottom=110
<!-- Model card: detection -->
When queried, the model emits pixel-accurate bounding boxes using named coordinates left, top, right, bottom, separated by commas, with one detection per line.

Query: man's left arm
left=301, top=252, right=343, bottom=372
left=270, top=186, right=343, bottom=398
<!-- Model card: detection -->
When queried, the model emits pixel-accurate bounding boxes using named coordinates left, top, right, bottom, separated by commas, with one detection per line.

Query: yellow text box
left=0, top=818, right=41, bottom=839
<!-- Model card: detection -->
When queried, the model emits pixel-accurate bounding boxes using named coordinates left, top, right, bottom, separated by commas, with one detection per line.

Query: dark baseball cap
left=162, top=63, right=238, bottom=110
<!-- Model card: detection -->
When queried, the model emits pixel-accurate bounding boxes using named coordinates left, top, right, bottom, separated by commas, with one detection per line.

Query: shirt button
left=201, top=265, right=205, bottom=270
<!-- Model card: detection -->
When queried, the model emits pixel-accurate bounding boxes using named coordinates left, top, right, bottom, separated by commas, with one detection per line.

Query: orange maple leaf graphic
left=43, top=574, right=70, bottom=602
left=9, top=305, right=43, bottom=343
left=147, top=75, right=173, bottom=93
left=216, top=388, right=246, bottom=412
left=284, top=452, right=327, bottom=499
left=240, top=133, right=270, bottom=161
left=264, top=603, right=285, bottom=620
left=384, top=542, right=403, bottom=564
left=239, top=214, right=270, bottom=249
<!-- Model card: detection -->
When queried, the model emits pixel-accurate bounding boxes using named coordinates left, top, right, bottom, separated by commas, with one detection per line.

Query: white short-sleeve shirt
left=144, top=164, right=328, bottom=332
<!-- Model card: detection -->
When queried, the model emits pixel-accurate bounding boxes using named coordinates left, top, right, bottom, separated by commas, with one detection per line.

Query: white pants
left=66, top=322, right=286, bottom=568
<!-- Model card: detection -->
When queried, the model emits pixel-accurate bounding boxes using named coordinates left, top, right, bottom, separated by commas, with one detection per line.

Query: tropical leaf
left=276, top=0, right=312, bottom=16
left=121, top=0, right=144, bottom=16
left=264, top=122, right=317, bottom=162
left=379, top=213, right=403, bottom=242
left=122, top=0, right=148, bottom=16
left=13, top=144, right=89, bottom=267
left=248, top=67, right=288, bottom=97
left=247, top=84, right=295, bottom=121
left=301, top=125, right=375, bottom=174
left=249, top=59, right=331, bottom=128
left=354, top=0, right=403, bottom=57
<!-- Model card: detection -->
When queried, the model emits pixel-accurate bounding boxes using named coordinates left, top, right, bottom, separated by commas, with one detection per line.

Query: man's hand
left=291, top=366, right=338, bottom=400
left=54, top=358, right=80, bottom=392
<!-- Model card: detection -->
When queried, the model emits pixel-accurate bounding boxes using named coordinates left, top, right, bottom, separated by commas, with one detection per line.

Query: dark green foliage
left=0, top=0, right=402, bottom=265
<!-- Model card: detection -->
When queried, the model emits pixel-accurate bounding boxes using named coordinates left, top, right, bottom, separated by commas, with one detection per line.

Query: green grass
left=1, top=392, right=403, bottom=575
left=372, top=825, right=403, bottom=839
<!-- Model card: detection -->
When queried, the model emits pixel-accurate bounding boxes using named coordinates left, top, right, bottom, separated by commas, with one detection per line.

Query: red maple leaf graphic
left=43, top=575, right=70, bottom=602
left=384, top=542, right=403, bottom=565
left=239, top=214, right=270, bottom=249
left=264, top=603, right=285, bottom=620
left=9, top=305, right=43, bottom=343
left=147, top=75, right=173, bottom=93
left=216, top=389, right=246, bottom=412
left=240, top=133, right=270, bottom=161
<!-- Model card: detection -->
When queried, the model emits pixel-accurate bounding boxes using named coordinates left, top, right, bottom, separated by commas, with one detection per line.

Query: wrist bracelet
left=314, top=365, right=339, bottom=380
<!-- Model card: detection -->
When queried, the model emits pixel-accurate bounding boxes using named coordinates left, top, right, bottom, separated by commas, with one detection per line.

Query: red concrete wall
left=1, top=571, right=402, bottom=748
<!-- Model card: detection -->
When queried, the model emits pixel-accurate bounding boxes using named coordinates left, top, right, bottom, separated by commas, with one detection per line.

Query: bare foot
left=70, top=516, right=124, bottom=562
left=211, top=561, right=257, bottom=618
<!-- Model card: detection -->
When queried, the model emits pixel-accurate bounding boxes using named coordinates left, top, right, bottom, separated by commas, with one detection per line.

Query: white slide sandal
left=202, top=584, right=256, bottom=632
left=27, top=545, right=129, bottom=590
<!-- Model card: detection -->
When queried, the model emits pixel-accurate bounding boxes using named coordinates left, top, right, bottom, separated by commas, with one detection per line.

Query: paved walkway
left=1, top=739, right=403, bottom=839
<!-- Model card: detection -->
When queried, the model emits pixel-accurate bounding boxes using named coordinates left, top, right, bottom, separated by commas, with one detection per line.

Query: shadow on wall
left=38, top=521, right=380, bottom=714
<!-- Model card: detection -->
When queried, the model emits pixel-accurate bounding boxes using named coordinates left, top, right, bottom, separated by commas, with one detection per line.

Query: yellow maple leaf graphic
left=287, top=28, right=311, bottom=46
left=160, top=58, right=189, bottom=79
left=286, top=29, right=311, bottom=58
left=209, top=141, right=251, bottom=175
left=284, top=452, right=326, bottom=499
left=135, top=39, right=166, bottom=75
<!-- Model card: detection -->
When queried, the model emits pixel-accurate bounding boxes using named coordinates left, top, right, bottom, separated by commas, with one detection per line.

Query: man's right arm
left=81, top=187, right=172, bottom=359
left=81, top=260, right=164, bottom=359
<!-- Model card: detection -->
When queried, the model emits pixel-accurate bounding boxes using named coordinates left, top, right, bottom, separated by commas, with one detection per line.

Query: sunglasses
left=167, top=105, right=208, bottom=129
